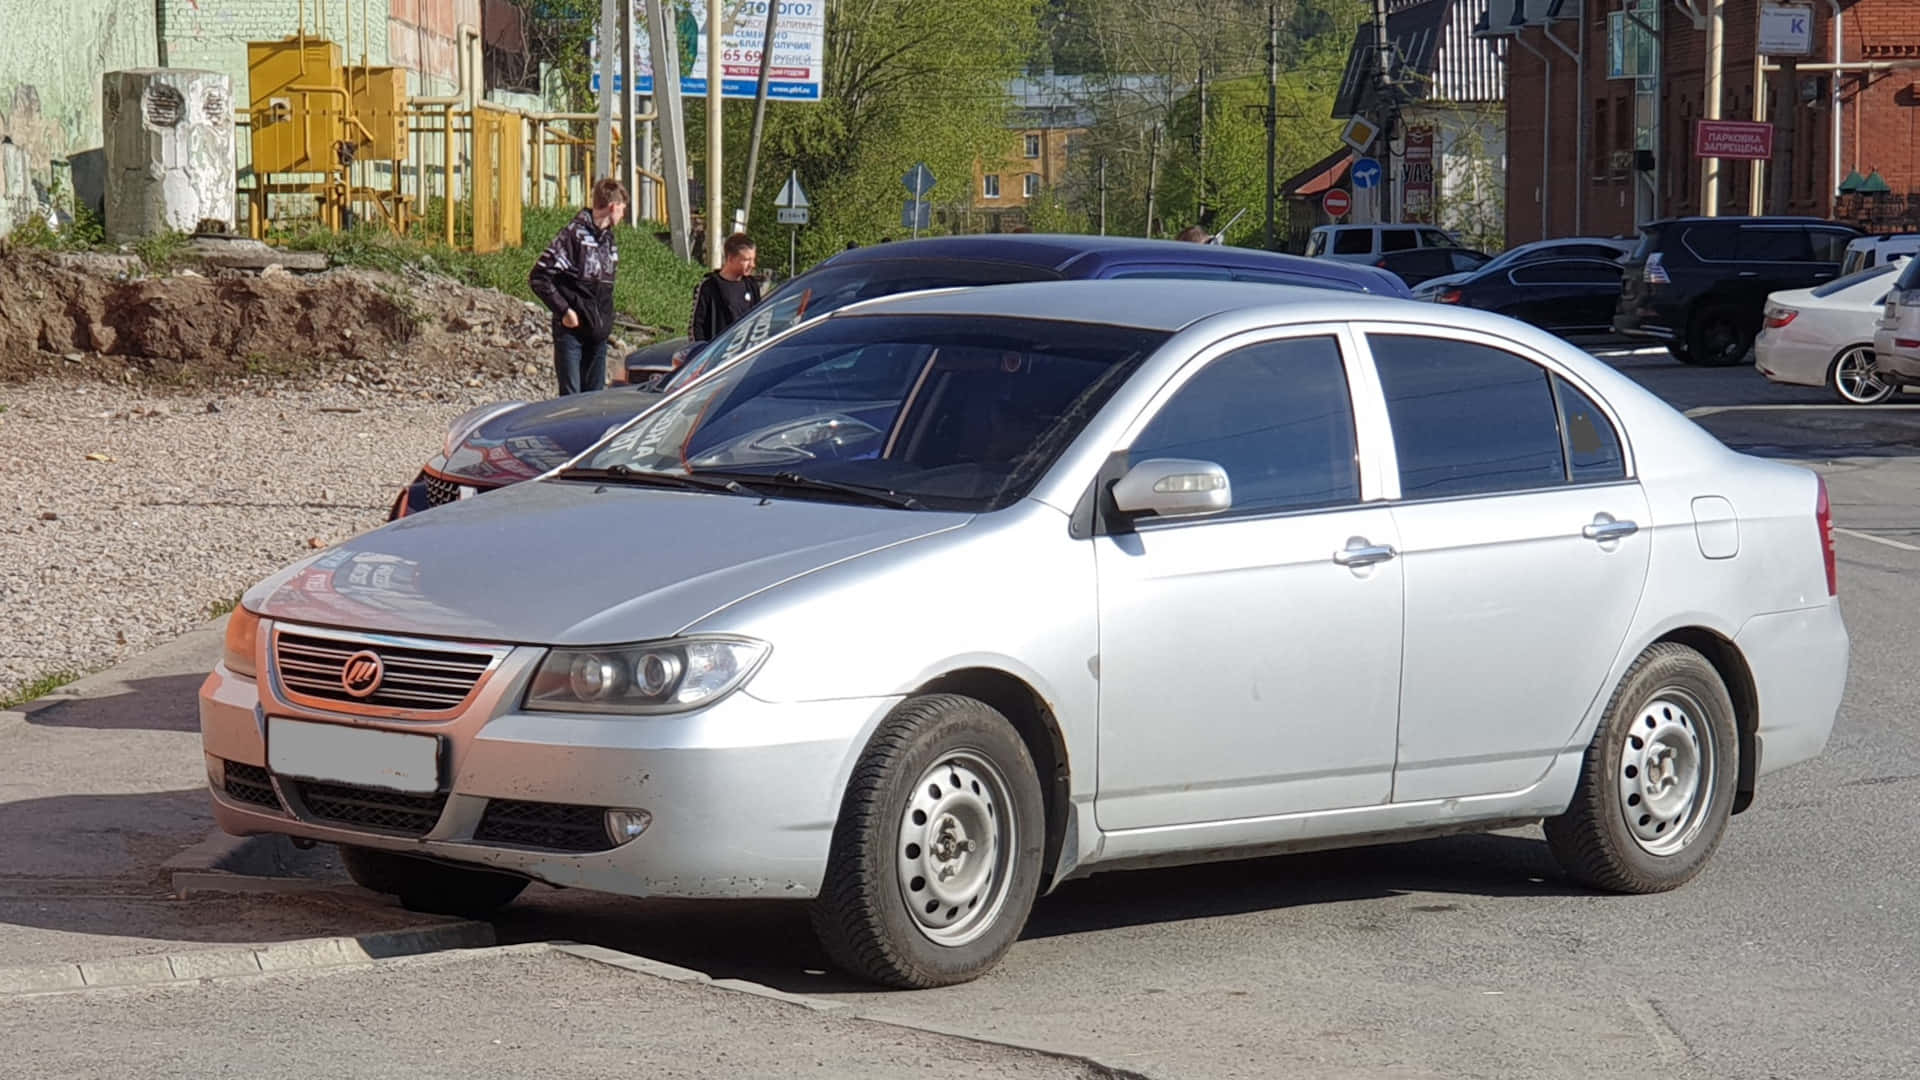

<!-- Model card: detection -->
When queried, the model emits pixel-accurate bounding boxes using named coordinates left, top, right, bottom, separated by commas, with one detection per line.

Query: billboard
left=1402, top=125, right=1435, bottom=222
left=594, top=1, right=826, bottom=102
left=1695, top=120, right=1774, bottom=161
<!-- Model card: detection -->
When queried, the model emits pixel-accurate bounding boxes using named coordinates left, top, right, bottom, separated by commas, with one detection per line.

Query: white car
left=201, top=281, right=1848, bottom=988
left=1756, top=260, right=1909, bottom=404
left=1873, top=256, right=1920, bottom=390
left=1841, top=233, right=1920, bottom=276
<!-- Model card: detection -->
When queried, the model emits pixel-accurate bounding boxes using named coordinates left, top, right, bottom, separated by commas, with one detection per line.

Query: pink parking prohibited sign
left=1694, top=120, right=1774, bottom=161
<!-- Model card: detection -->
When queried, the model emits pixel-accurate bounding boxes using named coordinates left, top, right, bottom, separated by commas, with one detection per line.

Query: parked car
left=1373, top=246, right=1491, bottom=287
left=1306, top=223, right=1461, bottom=263
left=1614, top=216, right=1861, bottom=366
left=1840, top=233, right=1920, bottom=276
left=1755, top=260, right=1909, bottom=404
left=1871, top=254, right=1920, bottom=389
left=388, top=235, right=1410, bottom=519
left=207, top=279, right=1847, bottom=989
left=1427, top=254, right=1626, bottom=336
left=1411, top=237, right=1633, bottom=300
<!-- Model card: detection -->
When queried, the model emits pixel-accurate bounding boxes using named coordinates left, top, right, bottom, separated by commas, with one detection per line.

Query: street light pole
left=1265, top=0, right=1278, bottom=250
left=707, top=0, right=724, bottom=266
left=742, top=0, right=781, bottom=225
left=1701, top=0, right=1725, bottom=215
left=596, top=0, right=616, bottom=182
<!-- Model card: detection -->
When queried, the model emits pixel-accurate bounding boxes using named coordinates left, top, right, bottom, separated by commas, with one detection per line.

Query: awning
left=1282, top=148, right=1356, bottom=199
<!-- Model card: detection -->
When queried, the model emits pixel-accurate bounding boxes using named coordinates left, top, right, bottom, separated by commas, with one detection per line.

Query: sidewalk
left=0, top=616, right=438, bottom=969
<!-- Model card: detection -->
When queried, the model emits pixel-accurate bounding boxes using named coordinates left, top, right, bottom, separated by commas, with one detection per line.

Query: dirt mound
left=0, top=251, right=566, bottom=388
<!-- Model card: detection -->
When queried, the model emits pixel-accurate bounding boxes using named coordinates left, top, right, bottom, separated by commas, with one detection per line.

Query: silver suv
left=1307, top=224, right=1460, bottom=263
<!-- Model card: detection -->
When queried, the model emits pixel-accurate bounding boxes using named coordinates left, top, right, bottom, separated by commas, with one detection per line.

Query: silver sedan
left=200, top=281, right=1849, bottom=988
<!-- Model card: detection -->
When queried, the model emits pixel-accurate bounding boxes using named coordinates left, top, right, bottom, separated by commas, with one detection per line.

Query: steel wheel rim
left=1835, top=347, right=1891, bottom=403
left=896, top=750, right=1016, bottom=947
left=1618, top=689, right=1716, bottom=856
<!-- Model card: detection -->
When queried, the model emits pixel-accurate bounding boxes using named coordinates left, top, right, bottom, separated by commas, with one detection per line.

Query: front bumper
left=388, top=467, right=498, bottom=521
left=200, top=625, right=899, bottom=899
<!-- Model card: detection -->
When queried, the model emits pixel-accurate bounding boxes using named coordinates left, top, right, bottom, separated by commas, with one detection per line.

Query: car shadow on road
left=497, top=829, right=1590, bottom=995
left=20, top=672, right=207, bottom=732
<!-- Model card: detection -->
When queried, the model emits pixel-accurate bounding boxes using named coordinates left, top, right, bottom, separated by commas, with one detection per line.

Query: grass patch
left=282, top=207, right=706, bottom=335
left=132, top=230, right=192, bottom=273
left=0, top=669, right=86, bottom=710
left=206, top=593, right=244, bottom=618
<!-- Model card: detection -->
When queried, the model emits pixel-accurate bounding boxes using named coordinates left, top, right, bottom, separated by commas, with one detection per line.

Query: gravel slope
left=0, top=377, right=549, bottom=702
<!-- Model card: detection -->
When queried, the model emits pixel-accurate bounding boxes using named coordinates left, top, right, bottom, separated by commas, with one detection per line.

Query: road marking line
left=1684, top=404, right=1920, bottom=418
left=1834, top=527, right=1920, bottom=552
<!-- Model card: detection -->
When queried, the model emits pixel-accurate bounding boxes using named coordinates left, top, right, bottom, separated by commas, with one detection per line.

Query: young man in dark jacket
left=528, top=178, right=626, bottom=395
left=687, top=232, right=762, bottom=344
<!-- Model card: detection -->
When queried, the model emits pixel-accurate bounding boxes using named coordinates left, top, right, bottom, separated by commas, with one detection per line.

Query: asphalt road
left=487, top=348, right=1920, bottom=1079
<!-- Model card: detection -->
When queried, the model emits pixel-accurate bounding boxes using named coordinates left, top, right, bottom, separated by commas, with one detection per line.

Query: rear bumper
left=1871, top=331, right=1920, bottom=385
left=1752, top=334, right=1827, bottom=389
left=1736, top=601, right=1849, bottom=780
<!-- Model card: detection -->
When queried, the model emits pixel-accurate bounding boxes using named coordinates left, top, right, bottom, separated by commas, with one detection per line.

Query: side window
left=1130, top=336, right=1360, bottom=515
left=1381, top=229, right=1419, bottom=252
left=1333, top=230, right=1373, bottom=255
left=1512, top=260, right=1621, bottom=285
left=1418, top=229, right=1453, bottom=248
left=1369, top=334, right=1567, bottom=498
left=1809, top=230, right=1853, bottom=264
left=1108, top=266, right=1234, bottom=280
left=1450, top=250, right=1489, bottom=273
left=1737, top=227, right=1813, bottom=262
left=1681, top=224, right=1739, bottom=262
left=1306, top=231, right=1327, bottom=256
left=1554, top=376, right=1625, bottom=482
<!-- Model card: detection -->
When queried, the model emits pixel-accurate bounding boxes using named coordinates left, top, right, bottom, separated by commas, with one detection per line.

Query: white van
left=1306, top=224, right=1460, bottom=263
left=1841, top=233, right=1920, bottom=276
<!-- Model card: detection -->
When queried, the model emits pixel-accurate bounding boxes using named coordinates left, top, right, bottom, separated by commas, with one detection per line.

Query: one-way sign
left=775, top=170, right=809, bottom=209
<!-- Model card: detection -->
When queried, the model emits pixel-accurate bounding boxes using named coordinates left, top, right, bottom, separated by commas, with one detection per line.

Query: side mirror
left=1111, top=458, right=1232, bottom=520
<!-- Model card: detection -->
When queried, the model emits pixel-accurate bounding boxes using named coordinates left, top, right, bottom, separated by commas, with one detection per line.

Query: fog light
left=206, top=756, right=225, bottom=790
left=605, top=809, right=652, bottom=845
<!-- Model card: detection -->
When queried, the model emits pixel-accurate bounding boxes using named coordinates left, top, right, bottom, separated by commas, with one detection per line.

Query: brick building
left=1487, top=0, right=1920, bottom=245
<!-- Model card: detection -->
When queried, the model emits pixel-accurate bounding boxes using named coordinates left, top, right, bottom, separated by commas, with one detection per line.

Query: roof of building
left=1004, top=73, right=1172, bottom=130
left=1333, top=0, right=1506, bottom=117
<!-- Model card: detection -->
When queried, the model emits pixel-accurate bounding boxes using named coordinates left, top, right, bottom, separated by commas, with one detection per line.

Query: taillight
left=1765, top=307, right=1798, bottom=329
left=1436, top=288, right=1463, bottom=304
left=1817, top=475, right=1837, bottom=597
left=1897, top=338, right=1920, bottom=350
left=1644, top=253, right=1670, bottom=285
left=1374, top=259, right=1387, bottom=268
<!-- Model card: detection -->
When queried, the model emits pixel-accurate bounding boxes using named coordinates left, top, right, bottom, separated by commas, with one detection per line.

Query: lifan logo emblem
left=340, top=650, right=385, bottom=698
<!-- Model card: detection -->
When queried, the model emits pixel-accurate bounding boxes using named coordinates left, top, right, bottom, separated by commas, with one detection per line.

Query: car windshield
left=1811, top=262, right=1901, bottom=298
left=577, top=314, right=1168, bottom=512
left=661, top=257, right=1064, bottom=392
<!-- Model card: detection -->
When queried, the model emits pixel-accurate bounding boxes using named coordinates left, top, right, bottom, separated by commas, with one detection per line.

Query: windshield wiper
left=560, top=464, right=754, bottom=496
left=694, top=470, right=922, bottom=510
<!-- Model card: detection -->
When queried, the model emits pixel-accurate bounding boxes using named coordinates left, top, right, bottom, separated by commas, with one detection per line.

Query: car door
left=1504, top=259, right=1625, bottom=332
left=1356, top=328, right=1652, bottom=802
left=1094, top=327, right=1403, bottom=830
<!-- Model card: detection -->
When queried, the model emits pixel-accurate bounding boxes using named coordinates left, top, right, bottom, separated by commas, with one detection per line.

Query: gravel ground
left=0, top=375, right=554, bottom=702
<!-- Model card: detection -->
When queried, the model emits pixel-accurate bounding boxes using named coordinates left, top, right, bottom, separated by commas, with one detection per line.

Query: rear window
left=1334, top=230, right=1373, bottom=255
left=1811, top=263, right=1900, bottom=298
left=1627, top=228, right=1664, bottom=263
left=1736, top=227, right=1813, bottom=262
left=1381, top=229, right=1419, bottom=252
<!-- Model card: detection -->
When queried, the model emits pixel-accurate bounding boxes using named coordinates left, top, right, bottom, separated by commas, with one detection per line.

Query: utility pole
left=1265, top=0, right=1278, bottom=249
left=741, top=0, right=780, bottom=226
left=1099, top=156, right=1108, bottom=235
left=706, top=0, right=724, bottom=266
left=596, top=0, right=616, bottom=181
left=645, top=0, right=693, bottom=259
left=619, top=0, right=638, bottom=199
left=1145, top=124, right=1160, bottom=237
left=1701, top=0, right=1725, bottom=215
left=1768, top=56, right=1799, bottom=213
left=1196, top=66, right=1208, bottom=228
left=1373, top=0, right=1395, bottom=223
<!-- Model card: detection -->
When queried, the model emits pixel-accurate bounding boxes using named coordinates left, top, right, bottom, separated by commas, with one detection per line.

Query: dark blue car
left=390, top=234, right=1408, bottom=519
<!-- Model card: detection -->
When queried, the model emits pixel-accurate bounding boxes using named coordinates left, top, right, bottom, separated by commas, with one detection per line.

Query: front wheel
left=811, top=694, right=1045, bottom=988
left=1545, top=643, right=1738, bottom=893
left=1830, top=345, right=1897, bottom=404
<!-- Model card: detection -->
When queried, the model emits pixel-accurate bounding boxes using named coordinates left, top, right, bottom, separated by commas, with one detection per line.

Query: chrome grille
left=425, top=474, right=464, bottom=506
left=292, top=781, right=448, bottom=836
left=476, top=799, right=612, bottom=853
left=274, top=632, right=494, bottom=713
left=222, top=760, right=281, bottom=810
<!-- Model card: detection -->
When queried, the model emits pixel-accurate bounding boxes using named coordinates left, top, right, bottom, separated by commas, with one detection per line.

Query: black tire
left=1666, top=343, right=1699, bottom=365
left=1544, top=643, right=1739, bottom=893
left=339, top=845, right=528, bottom=917
left=1687, top=307, right=1755, bottom=367
left=811, top=694, right=1045, bottom=988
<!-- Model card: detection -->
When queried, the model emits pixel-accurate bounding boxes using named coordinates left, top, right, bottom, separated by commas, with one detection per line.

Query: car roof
left=1848, top=233, right=1920, bottom=249
left=1644, top=216, right=1853, bottom=227
left=827, top=278, right=1397, bottom=333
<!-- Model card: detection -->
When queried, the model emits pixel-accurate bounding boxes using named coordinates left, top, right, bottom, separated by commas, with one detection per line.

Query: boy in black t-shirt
left=688, top=232, right=763, bottom=344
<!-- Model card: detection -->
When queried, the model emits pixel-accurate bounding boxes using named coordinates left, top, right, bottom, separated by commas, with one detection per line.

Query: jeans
left=553, top=331, right=609, bottom=396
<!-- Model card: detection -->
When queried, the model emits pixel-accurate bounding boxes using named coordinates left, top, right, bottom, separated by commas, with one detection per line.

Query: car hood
left=438, top=387, right=664, bottom=487
left=246, top=479, right=970, bottom=644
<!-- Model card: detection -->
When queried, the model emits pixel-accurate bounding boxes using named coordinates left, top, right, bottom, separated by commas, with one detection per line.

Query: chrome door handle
left=1582, top=517, right=1640, bottom=542
left=1333, top=539, right=1398, bottom=567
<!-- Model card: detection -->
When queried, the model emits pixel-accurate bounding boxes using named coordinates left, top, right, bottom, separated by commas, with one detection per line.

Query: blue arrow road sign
left=903, top=163, right=936, bottom=198
left=901, top=198, right=931, bottom=231
left=1351, top=158, right=1382, bottom=190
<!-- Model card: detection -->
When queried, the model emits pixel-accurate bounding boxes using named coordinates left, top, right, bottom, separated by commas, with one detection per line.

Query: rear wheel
left=1545, top=644, right=1738, bottom=893
left=811, top=694, right=1045, bottom=988
left=339, top=846, right=528, bottom=917
left=1829, top=345, right=1896, bottom=404
left=1688, top=307, right=1755, bottom=367
left=1666, top=343, right=1698, bottom=365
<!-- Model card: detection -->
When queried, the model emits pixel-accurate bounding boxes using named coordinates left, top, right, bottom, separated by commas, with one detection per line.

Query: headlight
left=524, top=637, right=768, bottom=714
left=442, top=401, right=526, bottom=458
left=223, top=606, right=261, bottom=678
left=689, top=414, right=882, bottom=468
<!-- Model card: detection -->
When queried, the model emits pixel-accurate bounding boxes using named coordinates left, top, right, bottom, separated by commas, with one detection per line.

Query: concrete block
left=253, top=937, right=358, bottom=972
left=78, top=954, right=177, bottom=988
left=165, top=949, right=264, bottom=981
left=102, top=68, right=236, bottom=242
left=0, top=964, right=86, bottom=995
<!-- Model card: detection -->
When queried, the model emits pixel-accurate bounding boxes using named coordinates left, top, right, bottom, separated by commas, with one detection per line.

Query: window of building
left=1024, top=134, right=1041, bottom=159
left=1592, top=99, right=1610, bottom=181
left=983, top=174, right=1001, bottom=199
left=1024, top=173, right=1040, bottom=198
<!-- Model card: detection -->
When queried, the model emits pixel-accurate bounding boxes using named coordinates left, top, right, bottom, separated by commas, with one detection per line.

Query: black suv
left=1614, top=217, right=1860, bottom=365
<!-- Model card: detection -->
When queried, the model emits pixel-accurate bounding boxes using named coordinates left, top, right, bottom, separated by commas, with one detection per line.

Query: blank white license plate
left=268, top=717, right=442, bottom=794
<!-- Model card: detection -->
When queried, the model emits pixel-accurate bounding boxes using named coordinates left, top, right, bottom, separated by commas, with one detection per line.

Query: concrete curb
left=162, top=828, right=339, bottom=886
left=547, top=942, right=1153, bottom=1079
left=0, top=921, right=495, bottom=998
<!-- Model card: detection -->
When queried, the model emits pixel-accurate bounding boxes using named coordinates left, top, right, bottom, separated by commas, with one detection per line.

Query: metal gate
left=472, top=105, right=524, bottom=254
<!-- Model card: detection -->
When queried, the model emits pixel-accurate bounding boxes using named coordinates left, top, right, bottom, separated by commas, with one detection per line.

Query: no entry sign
left=1323, top=188, right=1352, bottom=218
